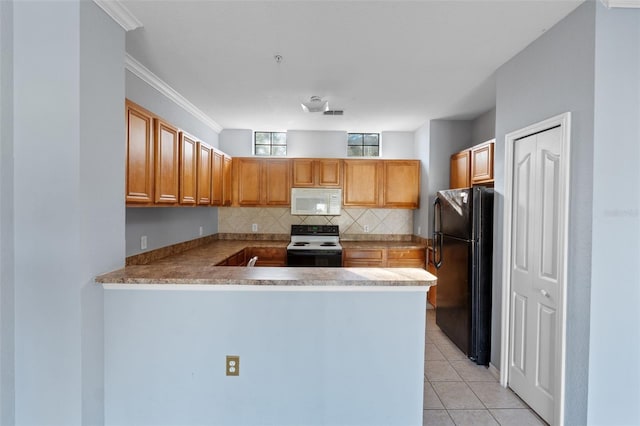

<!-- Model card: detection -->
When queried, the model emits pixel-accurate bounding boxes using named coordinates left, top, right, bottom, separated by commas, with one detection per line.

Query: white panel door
left=509, top=126, right=562, bottom=423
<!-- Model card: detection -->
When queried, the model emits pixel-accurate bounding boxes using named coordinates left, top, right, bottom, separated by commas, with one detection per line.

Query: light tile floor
left=423, top=306, right=548, bottom=426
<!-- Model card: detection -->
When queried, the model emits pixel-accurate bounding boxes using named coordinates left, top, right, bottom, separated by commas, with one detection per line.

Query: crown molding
left=93, top=0, right=143, bottom=31
left=125, top=54, right=224, bottom=134
left=600, top=0, right=640, bottom=8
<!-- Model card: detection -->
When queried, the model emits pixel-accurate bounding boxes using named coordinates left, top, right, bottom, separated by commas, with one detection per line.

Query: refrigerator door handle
left=433, top=198, right=443, bottom=269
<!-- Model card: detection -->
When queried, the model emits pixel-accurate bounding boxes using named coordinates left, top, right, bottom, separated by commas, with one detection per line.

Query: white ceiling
left=123, top=0, right=584, bottom=132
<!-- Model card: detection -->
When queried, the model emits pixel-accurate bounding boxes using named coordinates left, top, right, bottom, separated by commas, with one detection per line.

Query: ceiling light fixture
left=301, top=96, right=329, bottom=113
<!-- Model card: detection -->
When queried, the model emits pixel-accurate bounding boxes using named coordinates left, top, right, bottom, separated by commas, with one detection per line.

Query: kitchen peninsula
left=98, top=240, right=435, bottom=426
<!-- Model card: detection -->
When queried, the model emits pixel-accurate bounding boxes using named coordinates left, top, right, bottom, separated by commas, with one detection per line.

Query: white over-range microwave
left=291, top=188, right=342, bottom=216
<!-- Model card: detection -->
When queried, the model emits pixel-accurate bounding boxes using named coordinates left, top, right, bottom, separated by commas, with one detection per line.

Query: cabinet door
left=450, top=150, right=471, bottom=189
left=342, top=248, right=385, bottom=267
left=235, top=158, right=262, bottom=205
left=154, top=119, right=179, bottom=204
left=223, top=156, right=232, bottom=206
left=126, top=101, right=154, bottom=203
left=386, top=248, right=425, bottom=268
left=196, top=142, right=212, bottom=205
left=317, top=159, right=341, bottom=187
left=179, top=133, right=198, bottom=205
left=211, top=150, right=224, bottom=205
left=382, top=160, right=420, bottom=208
left=343, top=160, right=380, bottom=207
left=264, top=159, right=291, bottom=205
left=471, top=141, right=494, bottom=184
left=292, top=159, right=315, bottom=187
left=249, top=247, right=287, bottom=266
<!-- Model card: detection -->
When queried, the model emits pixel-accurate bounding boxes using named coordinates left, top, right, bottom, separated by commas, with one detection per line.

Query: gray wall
left=588, top=4, right=640, bottom=425
left=79, top=2, right=125, bottom=424
left=105, top=289, right=426, bottom=425
left=125, top=71, right=221, bottom=257
left=495, top=3, right=596, bottom=424
left=12, top=1, right=125, bottom=424
left=0, top=1, right=14, bottom=423
left=220, top=129, right=416, bottom=159
left=471, top=108, right=496, bottom=144
left=126, top=71, right=219, bottom=148
left=126, top=208, right=218, bottom=256
left=413, top=122, right=430, bottom=237
left=427, top=120, right=473, bottom=235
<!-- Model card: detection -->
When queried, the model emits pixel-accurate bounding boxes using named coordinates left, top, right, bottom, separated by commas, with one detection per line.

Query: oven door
left=286, top=250, right=343, bottom=267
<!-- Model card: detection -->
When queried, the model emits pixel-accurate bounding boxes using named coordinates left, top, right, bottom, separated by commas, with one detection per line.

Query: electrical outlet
left=252, top=223, right=258, bottom=232
left=364, top=225, right=370, bottom=233
left=226, top=355, right=240, bottom=376
left=418, top=226, right=422, bottom=235
left=140, top=235, right=147, bottom=250
left=199, top=226, right=203, bottom=236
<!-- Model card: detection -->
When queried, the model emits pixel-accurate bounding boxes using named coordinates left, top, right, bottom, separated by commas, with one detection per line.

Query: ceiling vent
left=323, top=110, right=344, bottom=116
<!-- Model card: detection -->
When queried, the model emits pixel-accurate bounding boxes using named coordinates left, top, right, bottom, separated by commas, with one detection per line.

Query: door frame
left=500, top=112, right=571, bottom=426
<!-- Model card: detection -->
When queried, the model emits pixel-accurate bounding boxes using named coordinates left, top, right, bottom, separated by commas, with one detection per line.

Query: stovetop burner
left=293, top=242, right=309, bottom=246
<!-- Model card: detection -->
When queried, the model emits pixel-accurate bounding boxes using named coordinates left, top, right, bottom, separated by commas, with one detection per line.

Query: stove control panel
left=290, top=224, right=339, bottom=236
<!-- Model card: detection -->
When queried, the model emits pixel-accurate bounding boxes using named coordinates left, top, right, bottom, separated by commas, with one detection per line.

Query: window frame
left=347, top=132, right=381, bottom=157
left=254, top=131, right=287, bottom=157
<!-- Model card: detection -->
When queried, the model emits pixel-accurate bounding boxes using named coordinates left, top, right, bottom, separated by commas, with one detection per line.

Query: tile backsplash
left=218, top=207, right=413, bottom=236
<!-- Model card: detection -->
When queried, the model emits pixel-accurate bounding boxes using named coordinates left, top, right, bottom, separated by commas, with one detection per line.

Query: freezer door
left=435, top=235, right=471, bottom=356
left=437, top=189, right=473, bottom=240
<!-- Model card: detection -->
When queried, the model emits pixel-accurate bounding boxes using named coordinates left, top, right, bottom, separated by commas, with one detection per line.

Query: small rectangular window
left=254, top=132, right=287, bottom=156
left=347, top=133, right=380, bottom=157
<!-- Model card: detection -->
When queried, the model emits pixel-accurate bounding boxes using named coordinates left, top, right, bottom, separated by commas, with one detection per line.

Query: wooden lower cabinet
left=386, top=248, right=426, bottom=268
left=248, top=247, right=287, bottom=267
left=343, top=247, right=425, bottom=268
left=217, top=249, right=246, bottom=266
left=343, top=248, right=385, bottom=267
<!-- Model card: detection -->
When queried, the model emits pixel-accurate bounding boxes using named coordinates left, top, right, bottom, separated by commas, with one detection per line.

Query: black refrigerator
left=433, top=187, right=493, bottom=365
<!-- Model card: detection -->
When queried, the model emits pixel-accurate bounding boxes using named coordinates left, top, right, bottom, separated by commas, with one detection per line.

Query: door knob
left=540, top=289, right=550, bottom=298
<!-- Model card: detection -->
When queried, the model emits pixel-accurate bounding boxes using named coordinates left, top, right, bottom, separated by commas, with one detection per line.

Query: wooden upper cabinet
left=234, top=158, right=262, bottom=205
left=154, top=119, right=179, bottom=204
left=470, top=141, right=494, bottom=184
left=343, top=160, right=380, bottom=207
left=382, top=160, right=420, bottom=208
left=264, top=159, right=291, bottom=205
left=450, top=150, right=471, bottom=189
left=233, top=158, right=291, bottom=206
left=211, top=150, right=224, bottom=205
left=223, top=155, right=232, bottom=206
left=179, top=132, right=198, bottom=205
left=292, top=158, right=342, bottom=188
left=450, top=140, right=495, bottom=189
left=126, top=101, right=154, bottom=204
left=292, top=159, right=315, bottom=187
left=343, top=159, right=420, bottom=208
left=196, top=142, right=212, bottom=205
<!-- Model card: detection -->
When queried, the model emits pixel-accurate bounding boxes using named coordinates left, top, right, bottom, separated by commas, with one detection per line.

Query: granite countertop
left=97, top=238, right=435, bottom=288
left=97, top=266, right=436, bottom=287
left=149, top=240, right=289, bottom=267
